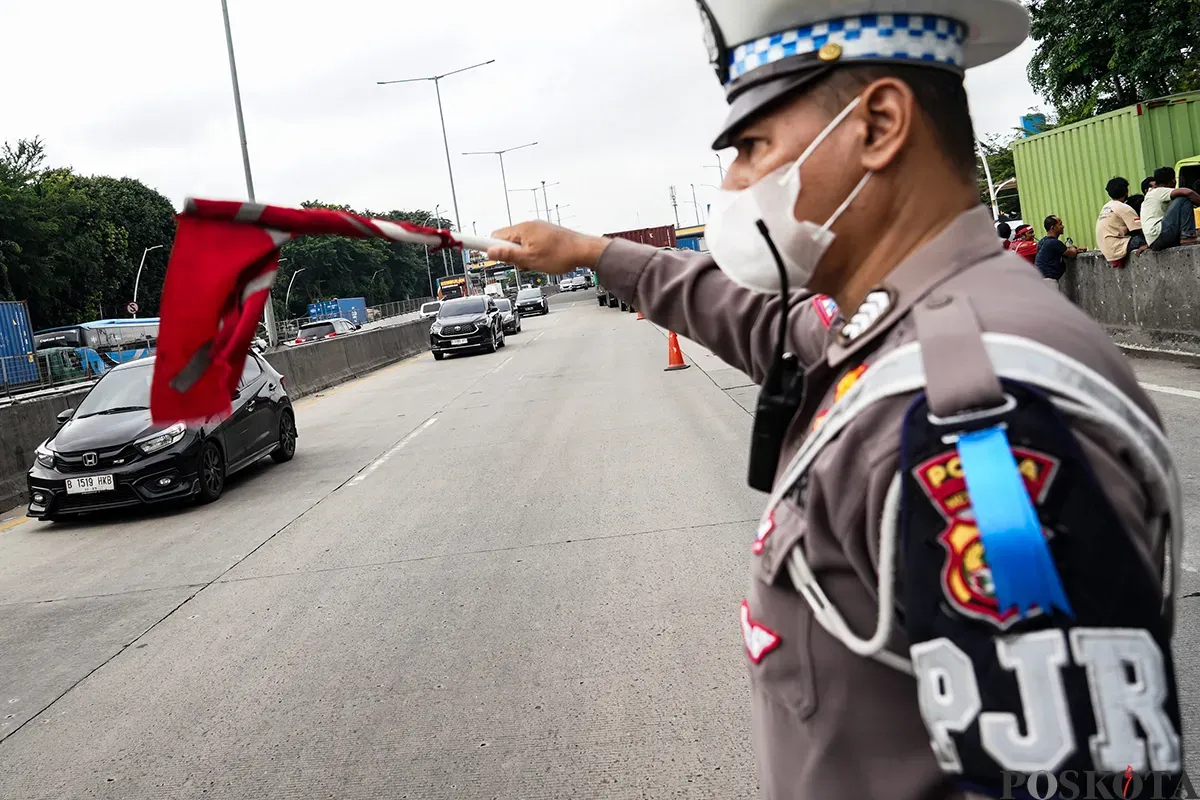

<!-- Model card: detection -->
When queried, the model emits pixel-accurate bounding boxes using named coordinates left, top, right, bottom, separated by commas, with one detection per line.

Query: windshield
left=421, top=302, right=441, bottom=314
left=298, top=322, right=335, bottom=338
left=75, top=362, right=153, bottom=417
left=440, top=298, right=486, bottom=317
left=495, top=299, right=511, bottom=312
left=517, top=289, right=541, bottom=300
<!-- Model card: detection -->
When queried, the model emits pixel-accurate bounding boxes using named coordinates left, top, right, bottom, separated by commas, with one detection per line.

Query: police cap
left=696, top=0, right=1030, bottom=149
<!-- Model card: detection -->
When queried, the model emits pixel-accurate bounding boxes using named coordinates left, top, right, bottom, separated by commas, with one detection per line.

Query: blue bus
left=33, top=318, right=160, bottom=376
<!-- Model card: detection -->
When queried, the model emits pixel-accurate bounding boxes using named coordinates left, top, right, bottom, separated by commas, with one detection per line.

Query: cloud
left=3, top=0, right=1044, bottom=234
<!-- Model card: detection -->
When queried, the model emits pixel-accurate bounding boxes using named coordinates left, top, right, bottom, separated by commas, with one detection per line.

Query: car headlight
left=136, top=423, right=187, bottom=455
left=34, top=442, right=55, bottom=469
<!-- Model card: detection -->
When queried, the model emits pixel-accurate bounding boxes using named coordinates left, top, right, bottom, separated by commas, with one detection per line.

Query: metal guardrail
left=1, top=353, right=99, bottom=404
left=278, top=296, right=436, bottom=342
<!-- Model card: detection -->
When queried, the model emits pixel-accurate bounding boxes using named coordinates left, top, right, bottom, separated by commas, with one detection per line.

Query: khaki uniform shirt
left=594, top=206, right=1165, bottom=800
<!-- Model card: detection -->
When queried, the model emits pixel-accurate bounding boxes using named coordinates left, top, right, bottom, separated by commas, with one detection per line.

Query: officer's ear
left=856, top=76, right=914, bottom=175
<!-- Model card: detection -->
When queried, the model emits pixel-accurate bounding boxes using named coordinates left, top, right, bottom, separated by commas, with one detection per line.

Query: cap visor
left=711, top=67, right=834, bottom=151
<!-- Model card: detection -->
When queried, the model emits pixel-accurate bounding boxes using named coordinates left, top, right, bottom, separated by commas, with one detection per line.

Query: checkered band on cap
left=728, top=14, right=967, bottom=82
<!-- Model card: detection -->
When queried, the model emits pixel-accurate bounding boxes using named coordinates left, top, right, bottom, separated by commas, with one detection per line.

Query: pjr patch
left=813, top=294, right=839, bottom=328
left=913, top=448, right=1061, bottom=628
left=740, top=600, right=781, bottom=664
left=752, top=511, right=775, bottom=555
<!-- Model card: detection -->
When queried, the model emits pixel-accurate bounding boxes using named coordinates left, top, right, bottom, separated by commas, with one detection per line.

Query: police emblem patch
left=913, top=448, right=1060, bottom=628
left=813, top=294, right=839, bottom=328
left=740, top=600, right=780, bottom=664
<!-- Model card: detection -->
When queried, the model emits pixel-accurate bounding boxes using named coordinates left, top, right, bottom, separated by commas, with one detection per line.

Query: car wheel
left=271, top=409, right=297, bottom=463
left=498, top=328, right=506, bottom=348
left=484, top=330, right=498, bottom=353
left=433, top=351, right=445, bottom=361
left=196, top=441, right=226, bottom=504
left=517, top=320, right=522, bottom=333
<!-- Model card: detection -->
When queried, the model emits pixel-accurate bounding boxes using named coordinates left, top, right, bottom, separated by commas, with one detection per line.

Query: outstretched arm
left=488, top=222, right=831, bottom=383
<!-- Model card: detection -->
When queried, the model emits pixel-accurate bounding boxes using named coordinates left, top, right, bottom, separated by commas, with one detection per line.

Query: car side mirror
left=56, top=408, right=75, bottom=424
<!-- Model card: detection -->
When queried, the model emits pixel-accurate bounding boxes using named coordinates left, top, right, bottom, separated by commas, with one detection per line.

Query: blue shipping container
left=307, top=297, right=367, bottom=326
left=0, top=300, right=39, bottom=387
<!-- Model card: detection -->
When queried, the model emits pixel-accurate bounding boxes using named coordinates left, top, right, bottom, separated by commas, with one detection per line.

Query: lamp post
left=378, top=59, right=496, bottom=235
left=463, top=142, right=537, bottom=227
left=464, top=144, right=536, bottom=291
left=220, top=0, right=279, bottom=348
left=690, top=184, right=703, bottom=225
left=540, top=181, right=559, bottom=224
left=131, top=244, right=164, bottom=318
left=284, top=268, right=305, bottom=312
left=509, top=187, right=542, bottom=220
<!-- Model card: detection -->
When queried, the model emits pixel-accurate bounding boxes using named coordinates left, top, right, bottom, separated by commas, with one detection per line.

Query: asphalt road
left=2, top=289, right=1200, bottom=798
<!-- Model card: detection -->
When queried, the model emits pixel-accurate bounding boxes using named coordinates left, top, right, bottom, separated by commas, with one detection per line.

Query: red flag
left=151, top=199, right=479, bottom=424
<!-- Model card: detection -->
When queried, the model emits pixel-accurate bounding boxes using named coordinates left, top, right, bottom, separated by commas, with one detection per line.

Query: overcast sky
left=3, top=0, right=1041, bottom=237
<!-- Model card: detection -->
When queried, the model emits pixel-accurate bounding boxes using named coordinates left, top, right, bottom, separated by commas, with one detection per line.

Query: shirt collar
left=826, top=205, right=1000, bottom=370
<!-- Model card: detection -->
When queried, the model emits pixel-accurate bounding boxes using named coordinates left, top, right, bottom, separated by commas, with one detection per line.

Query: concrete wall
left=1063, top=248, right=1200, bottom=352
left=0, top=318, right=431, bottom=511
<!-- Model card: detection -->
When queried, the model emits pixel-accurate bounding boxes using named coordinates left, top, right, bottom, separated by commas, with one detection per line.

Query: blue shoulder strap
left=914, top=292, right=1073, bottom=620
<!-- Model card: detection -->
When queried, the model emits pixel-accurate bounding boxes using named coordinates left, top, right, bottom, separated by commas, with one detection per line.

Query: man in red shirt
left=1012, top=223, right=1038, bottom=263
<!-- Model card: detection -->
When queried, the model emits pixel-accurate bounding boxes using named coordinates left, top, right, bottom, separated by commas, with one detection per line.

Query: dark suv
left=27, top=352, right=296, bottom=520
left=430, top=295, right=505, bottom=360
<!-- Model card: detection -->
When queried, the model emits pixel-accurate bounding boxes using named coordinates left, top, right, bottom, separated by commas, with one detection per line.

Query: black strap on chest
left=747, top=221, right=807, bottom=493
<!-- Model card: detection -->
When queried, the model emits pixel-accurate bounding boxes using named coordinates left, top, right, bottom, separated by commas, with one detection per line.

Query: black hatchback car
left=27, top=352, right=297, bottom=521
left=429, top=296, right=505, bottom=360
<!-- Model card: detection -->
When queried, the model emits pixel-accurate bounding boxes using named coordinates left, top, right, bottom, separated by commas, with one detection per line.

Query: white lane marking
left=1141, top=382, right=1200, bottom=401
left=493, top=356, right=514, bottom=373
left=348, top=417, right=438, bottom=487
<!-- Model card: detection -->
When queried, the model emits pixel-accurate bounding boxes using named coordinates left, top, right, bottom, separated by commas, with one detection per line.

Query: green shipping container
left=1010, top=91, right=1200, bottom=250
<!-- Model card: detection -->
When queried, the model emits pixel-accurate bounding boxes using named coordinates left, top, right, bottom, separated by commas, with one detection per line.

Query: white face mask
left=706, top=96, right=873, bottom=294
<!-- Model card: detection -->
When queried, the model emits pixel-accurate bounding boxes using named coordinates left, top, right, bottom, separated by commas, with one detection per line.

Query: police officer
left=489, top=2, right=1185, bottom=798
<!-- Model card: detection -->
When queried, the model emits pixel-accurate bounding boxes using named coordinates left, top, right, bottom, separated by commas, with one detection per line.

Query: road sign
left=126, top=302, right=139, bottom=315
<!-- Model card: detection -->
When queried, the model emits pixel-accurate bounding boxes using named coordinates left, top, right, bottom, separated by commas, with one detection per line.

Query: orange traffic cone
left=636, top=309, right=645, bottom=320
left=664, top=331, right=690, bottom=371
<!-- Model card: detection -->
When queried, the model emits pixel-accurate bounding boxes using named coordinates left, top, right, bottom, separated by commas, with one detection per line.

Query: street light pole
left=463, top=142, right=538, bottom=227
left=220, top=0, right=279, bottom=348
left=509, top=187, right=542, bottom=221
left=540, top=181, right=559, bottom=223
left=284, top=268, right=305, bottom=311
left=424, top=247, right=435, bottom=297
left=132, top=244, right=164, bottom=318
left=378, top=59, right=496, bottom=237
left=434, top=203, right=450, bottom=278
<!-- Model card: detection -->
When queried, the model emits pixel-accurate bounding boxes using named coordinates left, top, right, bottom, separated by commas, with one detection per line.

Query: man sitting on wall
left=1011, top=223, right=1039, bottom=263
left=1142, top=166, right=1200, bottom=251
left=1035, top=215, right=1079, bottom=284
left=1095, top=176, right=1146, bottom=267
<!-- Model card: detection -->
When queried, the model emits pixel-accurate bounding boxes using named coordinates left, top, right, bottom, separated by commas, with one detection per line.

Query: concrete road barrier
left=1066, top=248, right=1200, bottom=354
left=0, top=318, right=432, bottom=511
